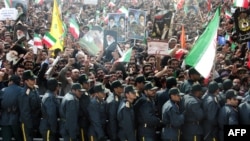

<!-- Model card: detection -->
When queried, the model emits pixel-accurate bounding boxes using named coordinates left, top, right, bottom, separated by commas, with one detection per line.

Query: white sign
left=147, top=41, right=169, bottom=55
left=84, top=0, right=98, bottom=5
left=0, top=8, right=18, bottom=21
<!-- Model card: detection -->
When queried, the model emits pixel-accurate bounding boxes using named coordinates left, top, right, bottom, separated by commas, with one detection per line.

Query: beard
left=107, top=40, right=114, bottom=46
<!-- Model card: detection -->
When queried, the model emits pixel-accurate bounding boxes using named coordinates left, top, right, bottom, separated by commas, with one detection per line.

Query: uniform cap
left=169, top=87, right=184, bottom=96
left=223, top=79, right=233, bottom=91
left=135, top=75, right=146, bottom=83
left=191, top=83, right=202, bottom=92
left=22, top=70, right=37, bottom=80
left=188, top=68, right=200, bottom=75
left=94, top=83, right=105, bottom=93
left=208, top=81, right=219, bottom=93
left=226, top=89, right=242, bottom=99
left=144, top=82, right=158, bottom=90
left=71, top=83, right=86, bottom=92
left=78, top=74, right=89, bottom=84
left=111, top=80, right=124, bottom=89
left=124, top=85, right=136, bottom=94
left=9, top=75, right=21, bottom=85
left=47, top=78, right=59, bottom=91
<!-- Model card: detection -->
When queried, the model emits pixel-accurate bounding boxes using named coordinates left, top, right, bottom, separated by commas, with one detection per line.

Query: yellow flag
left=50, top=0, right=64, bottom=51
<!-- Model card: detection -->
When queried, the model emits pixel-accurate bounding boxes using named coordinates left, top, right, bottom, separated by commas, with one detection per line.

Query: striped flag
left=117, top=6, right=128, bottom=17
left=233, top=0, right=249, bottom=8
left=225, top=10, right=232, bottom=19
left=35, top=0, right=43, bottom=5
left=185, top=8, right=220, bottom=78
left=69, top=18, right=80, bottom=39
left=42, top=32, right=57, bottom=48
left=4, top=0, right=12, bottom=8
left=117, top=48, right=133, bottom=62
left=34, top=33, right=43, bottom=49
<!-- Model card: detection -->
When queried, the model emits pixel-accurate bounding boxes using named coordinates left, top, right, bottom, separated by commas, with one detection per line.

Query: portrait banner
left=78, top=26, right=104, bottom=56
left=127, top=8, right=146, bottom=40
left=147, top=40, right=169, bottom=55
left=108, top=13, right=126, bottom=43
left=103, top=30, right=118, bottom=61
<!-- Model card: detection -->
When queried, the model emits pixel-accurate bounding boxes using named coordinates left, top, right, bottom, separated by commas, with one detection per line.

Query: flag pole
left=194, top=0, right=204, bottom=23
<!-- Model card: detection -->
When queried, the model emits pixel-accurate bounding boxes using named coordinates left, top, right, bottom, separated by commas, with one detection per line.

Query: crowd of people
left=0, top=0, right=249, bottom=141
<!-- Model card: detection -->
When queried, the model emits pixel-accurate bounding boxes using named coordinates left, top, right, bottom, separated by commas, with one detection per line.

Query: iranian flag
left=225, top=10, right=232, bottom=19
left=42, top=32, right=57, bottom=48
left=117, top=48, right=133, bottom=62
left=233, top=0, right=249, bottom=8
left=69, top=18, right=80, bottom=39
left=117, top=6, right=128, bottom=17
left=35, top=0, right=43, bottom=5
left=4, top=0, right=12, bottom=8
left=34, top=33, right=43, bottom=49
left=185, top=8, right=220, bottom=78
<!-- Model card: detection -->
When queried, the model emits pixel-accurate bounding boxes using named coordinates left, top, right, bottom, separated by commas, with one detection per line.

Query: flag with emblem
left=185, top=8, right=220, bottom=78
left=34, top=33, right=43, bottom=49
left=49, top=0, right=64, bottom=51
left=4, top=0, right=12, bottom=8
left=69, top=18, right=80, bottom=39
left=42, top=32, right=57, bottom=48
left=233, top=0, right=249, bottom=8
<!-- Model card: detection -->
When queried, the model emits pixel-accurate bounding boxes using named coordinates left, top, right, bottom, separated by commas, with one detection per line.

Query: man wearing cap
left=161, top=87, right=184, bottom=141
left=218, top=89, right=240, bottom=141
left=238, top=93, right=250, bottom=125
left=106, top=80, right=124, bottom=141
left=180, top=67, right=201, bottom=94
left=181, top=83, right=204, bottom=141
left=0, top=75, right=23, bottom=140
left=18, top=70, right=41, bottom=141
left=78, top=74, right=91, bottom=141
left=201, top=81, right=221, bottom=141
left=39, top=78, right=60, bottom=141
left=135, top=82, right=161, bottom=141
left=60, top=83, right=85, bottom=141
left=117, top=85, right=137, bottom=141
left=87, top=83, right=108, bottom=141
left=217, top=79, right=233, bottom=107
left=134, top=74, right=146, bottom=97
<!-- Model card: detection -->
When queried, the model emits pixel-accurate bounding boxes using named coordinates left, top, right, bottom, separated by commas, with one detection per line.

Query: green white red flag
left=225, top=10, right=232, bottom=19
left=233, top=0, right=249, bottom=8
left=42, top=32, right=57, bottom=48
left=69, top=18, right=80, bottom=39
left=35, top=0, right=43, bottom=5
left=184, top=8, right=220, bottom=78
left=34, top=33, right=43, bottom=49
left=117, top=48, right=133, bottom=62
left=117, top=6, right=128, bottom=17
left=4, top=0, right=12, bottom=8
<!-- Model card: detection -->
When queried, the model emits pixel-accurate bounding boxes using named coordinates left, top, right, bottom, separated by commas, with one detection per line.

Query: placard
left=147, top=41, right=169, bottom=55
left=0, top=8, right=18, bottom=21
left=83, top=0, right=98, bottom=5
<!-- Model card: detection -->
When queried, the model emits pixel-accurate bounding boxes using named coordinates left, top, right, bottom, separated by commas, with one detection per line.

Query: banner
left=108, top=13, right=126, bottom=42
left=151, top=10, right=173, bottom=40
left=103, top=30, right=118, bottom=61
left=127, top=8, right=146, bottom=40
left=78, top=26, right=104, bottom=56
left=83, top=0, right=98, bottom=5
left=147, top=40, right=169, bottom=55
left=0, top=8, right=18, bottom=20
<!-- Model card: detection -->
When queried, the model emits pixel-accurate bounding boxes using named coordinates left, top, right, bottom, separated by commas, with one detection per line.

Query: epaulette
left=125, top=101, right=130, bottom=108
left=34, top=85, right=39, bottom=89
left=115, top=95, right=119, bottom=102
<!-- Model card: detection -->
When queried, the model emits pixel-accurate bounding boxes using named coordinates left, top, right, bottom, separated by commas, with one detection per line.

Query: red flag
left=180, top=25, right=186, bottom=49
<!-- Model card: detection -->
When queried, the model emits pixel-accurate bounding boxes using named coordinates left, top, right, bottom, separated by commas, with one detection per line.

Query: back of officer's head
left=47, top=78, right=59, bottom=91
left=223, top=79, right=233, bottom=91
left=208, top=81, right=219, bottom=93
left=9, top=75, right=21, bottom=85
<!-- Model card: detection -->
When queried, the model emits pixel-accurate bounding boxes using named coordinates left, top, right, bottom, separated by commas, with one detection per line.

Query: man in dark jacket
left=161, top=87, right=184, bottom=141
left=60, top=83, right=84, bottom=141
left=19, top=70, right=41, bottom=141
left=39, top=78, right=60, bottom=141
left=0, top=75, right=23, bottom=141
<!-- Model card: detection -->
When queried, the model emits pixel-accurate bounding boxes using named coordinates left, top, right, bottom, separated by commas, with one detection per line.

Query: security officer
left=156, top=76, right=177, bottom=118
left=39, top=78, right=60, bottom=141
left=87, top=83, right=108, bottom=141
left=0, top=75, right=23, bottom=141
left=179, top=68, right=201, bottom=94
left=106, top=80, right=124, bottom=141
left=161, top=87, right=184, bottom=141
left=134, top=74, right=146, bottom=97
left=60, top=83, right=85, bottom=141
left=238, top=94, right=250, bottom=125
left=218, top=89, right=240, bottom=141
left=136, top=82, right=161, bottom=141
left=202, top=81, right=221, bottom=141
left=217, top=79, right=233, bottom=107
left=19, top=70, right=41, bottom=141
left=182, top=83, right=204, bottom=141
left=117, top=85, right=137, bottom=141
left=78, top=74, right=91, bottom=141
